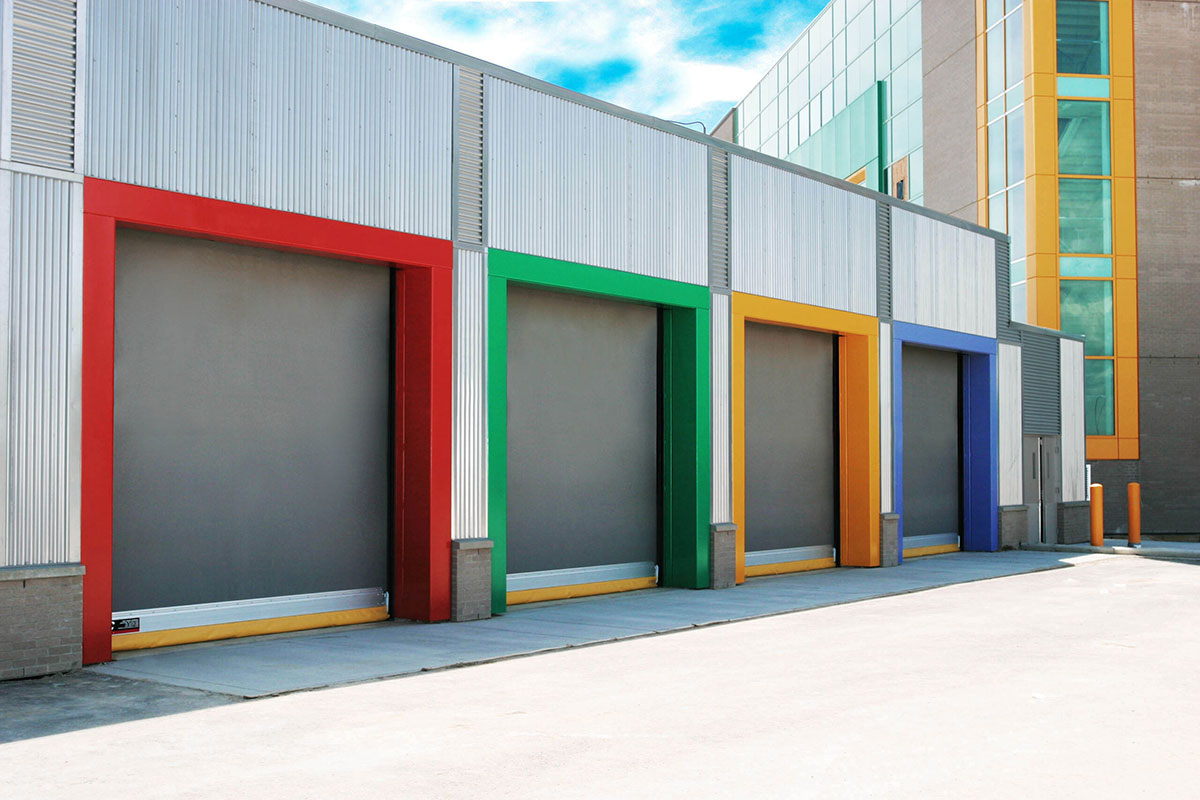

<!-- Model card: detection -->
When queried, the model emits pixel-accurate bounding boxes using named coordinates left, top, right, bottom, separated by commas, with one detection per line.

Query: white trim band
left=744, top=545, right=835, bottom=566
left=903, top=533, right=960, bottom=549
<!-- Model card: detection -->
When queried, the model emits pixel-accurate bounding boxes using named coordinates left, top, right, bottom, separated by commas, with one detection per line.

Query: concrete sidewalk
left=1023, top=538, right=1200, bottom=559
left=91, top=550, right=1081, bottom=698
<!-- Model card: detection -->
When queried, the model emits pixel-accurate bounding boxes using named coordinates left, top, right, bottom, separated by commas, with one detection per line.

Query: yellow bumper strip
left=902, top=544, right=961, bottom=558
left=744, top=557, right=837, bottom=577
left=507, top=576, right=658, bottom=606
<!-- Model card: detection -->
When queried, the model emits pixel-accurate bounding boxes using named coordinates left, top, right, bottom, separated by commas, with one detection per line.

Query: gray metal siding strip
left=455, top=67, right=485, bottom=247
left=1021, top=331, right=1061, bottom=435
left=709, top=148, right=730, bottom=290
left=996, top=239, right=1020, bottom=342
left=452, top=248, right=487, bottom=540
left=876, top=201, right=892, bottom=321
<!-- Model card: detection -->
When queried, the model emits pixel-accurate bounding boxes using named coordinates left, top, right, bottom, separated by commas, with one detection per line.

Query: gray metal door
left=506, top=285, right=659, bottom=574
left=1040, top=436, right=1062, bottom=544
left=1024, top=435, right=1042, bottom=543
left=744, top=323, right=837, bottom=552
left=113, top=230, right=391, bottom=611
left=901, top=345, right=961, bottom=538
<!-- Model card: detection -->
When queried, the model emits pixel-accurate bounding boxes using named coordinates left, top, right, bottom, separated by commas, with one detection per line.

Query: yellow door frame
left=731, top=292, right=881, bottom=582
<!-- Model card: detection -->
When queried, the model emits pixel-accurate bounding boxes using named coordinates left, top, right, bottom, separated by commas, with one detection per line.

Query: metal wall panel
left=486, top=77, right=708, bottom=285
left=880, top=320, right=893, bottom=513
left=998, top=342, right=1023, bottom=506
left=710, top=292, right=731, bottom=523
left=2, top=170, right=75, bottom=566
left=1021, top=331, right=1061, bottom=434
left=84, top=0, right=452, bottom=239
left=1060, top=338, right=1086, bottom=503
left=8, top=0, right=76, bottom=169
left=453, top=247, right=487, bottom=539
left=729, top=156, right=876, bottom=316
left=892, top=208, right=997, bottom=338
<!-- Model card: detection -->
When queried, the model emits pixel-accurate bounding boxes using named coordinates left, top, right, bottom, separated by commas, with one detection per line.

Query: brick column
left=1, top=565, right=85, bottom=680
left=879, top=513, right=900, bottom=567
left=709, top=524, right=737, bottom=589
left=451, top=539, right=493, bottom=621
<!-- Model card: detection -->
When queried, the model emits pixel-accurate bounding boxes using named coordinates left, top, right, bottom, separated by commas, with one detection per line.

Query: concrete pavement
left=3, top=553, right=1199, bottom=798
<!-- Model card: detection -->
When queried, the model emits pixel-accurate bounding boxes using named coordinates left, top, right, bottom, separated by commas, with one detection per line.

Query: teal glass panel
left=1005, top=16, right=1023, bottom=88
left=1084, top=359, right=1115, bottom=435
left=988, top=96, right=1004, bottom=122
left=1060, top=280, right=1113, bottom=355
left=987, top=0, right=1004, bottom=27
left=1006, top=85, right=1022, bottom=112
left=908, top=147, right=923, bottom=200
left=1060, top=256, right=1112, bottom=277
left=1058, top=100, right=1111, bottom=174
left=1010, top=257, right=1026, bottom=282
left=875, top=0, right=889, bottom=37
left=1057, top=76, right=1109, bottom=98
left=1006, top=106, right=1025, bottom=187
left=1008, top=182, right=1026, bottom=256
left=1011, top=281, right=1027, bottom=322
left=1057, top=0, right=1109, bottom=75
left=987, top=25, right=1004, bottom=99
left=988, top=120, right=1006, bottom=194
left=1006, top=0, right=1021, bottom=14
left=990, top=192, right=1007, bottom=233
left=876, top=33, right=890, bottom=80
left=1059, top=178, right=1112, bottom=253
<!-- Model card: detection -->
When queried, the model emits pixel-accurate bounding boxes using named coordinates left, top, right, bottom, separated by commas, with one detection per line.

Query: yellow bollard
left=1128, top=482, right=1142, bottom=548
left=1089, top=484, right=1105, bottom=546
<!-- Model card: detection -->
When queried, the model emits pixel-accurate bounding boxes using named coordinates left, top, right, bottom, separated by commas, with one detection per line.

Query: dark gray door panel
left=902, top=345, right=961, bottom=538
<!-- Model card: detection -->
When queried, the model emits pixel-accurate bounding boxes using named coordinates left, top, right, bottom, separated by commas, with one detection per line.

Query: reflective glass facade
left=733, top=0, right=924, bottom=201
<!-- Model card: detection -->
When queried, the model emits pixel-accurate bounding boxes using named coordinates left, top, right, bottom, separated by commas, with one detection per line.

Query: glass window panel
left=764, top=132, right=779, bottom=159
left=1060, top=256, right=1112, bottom=277
left=987, top=25, right=1004, bottom=99
left=835, top=0, right=846, bottom=28
left=1005, top=15, right=1023, bottom=87
left=988, top=97, right=1004, bottom=122
left=1058, top=100, right=1111, bottom=175
left=1011, top=281, right=1027, bottom=322
left=987, top=0, right=1004, bottom=27
left=1006, top=106, right=1025, bottom=185
left=876, top=34, right=890, bottom=80
left=835, top=31, right=846, bottom=72
left=1057, top=0, right=1109, bottom=75
left=1059, top=178, right=1112, bottom=253
left=787, top=114, right=798, bottom=155
left=1084, top=359, right=1115, bottom=435
left=989, top=192, right=1007, bottom=233
left=813, top=8, right=833, bottom=50
left=1006, top=84, right=1023, bottom=112
left=811, top=99, right=821, bottom=133
left=1057, top=76, right=1109, bottom=97
left=988, top=120, right=1006, bottom=194
left=1008, top=182, right=1026, bottom=256
left=909, top=146, right=923, bottom=200
left=1060, top=280, right=1113, bottom=355
left=836, top=72, right=847, bottom=114
left=1010, top=257, right=1026, bottom=282
left=822, top=84, right=834, bottom=125
left=1005, top=0, right=1021, bottom=14
left=875, top=0, right=889, bottom=36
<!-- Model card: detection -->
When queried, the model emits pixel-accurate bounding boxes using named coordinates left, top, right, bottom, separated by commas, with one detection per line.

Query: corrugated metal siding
left=455, top=67, right=485, bottom=246
left=729, top=156, right=876, bottom=316
left=998, top=342, right=1023, bottom=506
left=709, top=149, right=730, bottom=290
left=876, top=202, right=892, bottom=320
left=1021, top=331, right=1061, bottom=434
left=1059, top=339, right=1086, bottom=502
left=892, top=209, right=997, bottom=338
left=879, top=320, right=893, bottom=513
left=84, top=0, right=452, bottom=239
left=452, top=248, right=487, bottom=539
left=486, top=77, right=707, bottom=285
left=9, top=0, right=76, bottom=170
left=996, top=239, right=1019, bottom=340
left=3, top=171, right=74, bottom=566
left=710, top=293, right=731, bottom=522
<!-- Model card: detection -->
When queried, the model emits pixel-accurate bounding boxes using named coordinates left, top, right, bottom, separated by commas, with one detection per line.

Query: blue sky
left=325, top=0, right=824, bottom=132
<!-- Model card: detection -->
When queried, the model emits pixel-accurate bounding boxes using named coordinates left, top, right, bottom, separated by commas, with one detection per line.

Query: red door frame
left=81, top=179, right=454, bottom=664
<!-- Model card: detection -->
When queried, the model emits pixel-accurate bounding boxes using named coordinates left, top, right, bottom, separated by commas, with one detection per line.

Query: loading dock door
left=506, top=285, right=659, bottom=589
left=901, top=345, right=962, bottom=548
left=744, top=323, right=838, bottom=565
left=113, top=230, right=390, bottom=620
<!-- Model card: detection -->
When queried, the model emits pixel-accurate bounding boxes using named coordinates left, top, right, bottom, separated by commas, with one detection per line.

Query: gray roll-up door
left=901, top=345, right=961, bottom=538
left=744, top=323, right=837, bottom=552
left=506, top=285, right=658, bottom=574
left=113, top=230, right=390, bottom=611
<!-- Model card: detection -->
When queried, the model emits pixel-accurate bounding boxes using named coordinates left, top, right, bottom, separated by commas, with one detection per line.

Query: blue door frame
left=892, top=321, right=998, bottom=559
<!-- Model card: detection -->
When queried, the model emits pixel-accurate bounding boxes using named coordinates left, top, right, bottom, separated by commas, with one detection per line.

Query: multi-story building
left=719, top=0, right=1200, bottom=535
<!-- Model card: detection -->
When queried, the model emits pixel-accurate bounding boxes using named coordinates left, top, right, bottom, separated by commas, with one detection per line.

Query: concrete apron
left=89, top=550, right=1084, bottom=699
left=1023, top=540, right=1200, bottom=559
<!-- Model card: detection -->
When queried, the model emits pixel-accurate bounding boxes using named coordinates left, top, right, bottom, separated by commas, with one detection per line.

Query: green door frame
left=487, top=250, right=711, bottom=614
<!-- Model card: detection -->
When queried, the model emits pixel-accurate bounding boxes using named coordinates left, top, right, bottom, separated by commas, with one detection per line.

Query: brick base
left=1, top=565, right=85, bottom=681
left=450, top=539, right=493, bottom=622
left=880, top=513, right=899, bottom=567
left=998, top=505, right=1029, bottom=550
left=1058, top=501, right=1092, bottom=545
left=709, top=523, right=736, bottom=589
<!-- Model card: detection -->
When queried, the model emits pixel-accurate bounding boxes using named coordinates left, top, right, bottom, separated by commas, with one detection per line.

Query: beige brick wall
left=1, top=572, right=83, bottom=681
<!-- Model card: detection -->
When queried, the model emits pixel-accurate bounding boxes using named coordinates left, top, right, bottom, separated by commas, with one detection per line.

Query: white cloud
left=325, top=0, right=813, bottom=129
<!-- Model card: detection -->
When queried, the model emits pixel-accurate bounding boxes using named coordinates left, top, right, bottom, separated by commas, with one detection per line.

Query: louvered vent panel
left=996, top=240, right=1020, bottom=341
left=709, top=149, right=730, bottom=289
left=1021, top=331, right=1061, bottom=435
left=11, top=0, right=76, bottom=170
left=455, top=67, right=485, bottom=246
left=876, top=201, right=892, bottom=320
